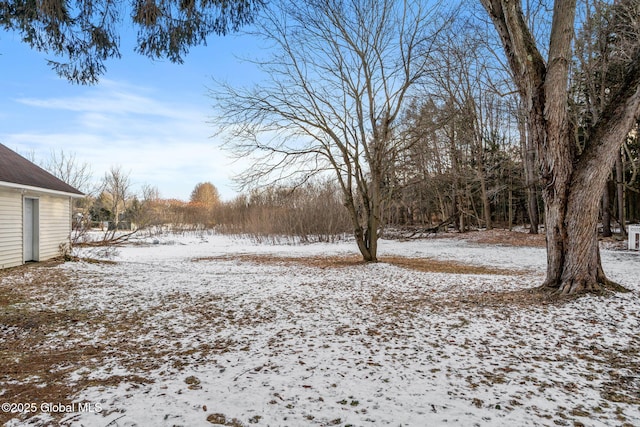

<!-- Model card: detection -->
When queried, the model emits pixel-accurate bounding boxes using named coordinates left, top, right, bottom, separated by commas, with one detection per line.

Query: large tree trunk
left=349, top=213, right=377, bottom=262
left=481, top=0, right=640, bottom=294
left=345, top=194, right=378, bottom=262
left=365, top=178, right=381, bottom=262
left=544, top=176, right=608, bottom=293
left=542, top=85, right=640, bottom=294
left=538, top=0, right=578, bottom=291
left=544, top=138, right=621, bottom=293
left=354, top=226, right=376, bottom=262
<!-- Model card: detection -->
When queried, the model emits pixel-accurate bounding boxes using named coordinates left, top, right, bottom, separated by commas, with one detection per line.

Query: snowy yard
left=1, top=231, right=639, bottom=426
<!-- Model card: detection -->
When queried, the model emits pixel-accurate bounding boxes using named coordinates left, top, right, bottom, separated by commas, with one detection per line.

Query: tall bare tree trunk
left=508, top=181, right=513, bottom=231
left=616, top=151, right=626, bottom=236
left=345, top=190, right=377, bottom=262
left=518, top=107, right=539, bottom=234
left=447, top=126, right=464, bottom=232
left=478, top=169, right=492, bottom=230
left=550, top=153, right=614, bottom=293
left=482, top=0, right=640, bottom=294
left=602, top=181, right=612, bottom=237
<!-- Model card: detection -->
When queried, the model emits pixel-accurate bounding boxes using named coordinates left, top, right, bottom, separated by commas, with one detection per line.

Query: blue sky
left=0, top=28, right=261, bottom=201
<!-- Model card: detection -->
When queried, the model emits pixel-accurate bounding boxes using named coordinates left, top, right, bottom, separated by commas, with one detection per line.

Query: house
left=0, top=143, right=83, bottom=269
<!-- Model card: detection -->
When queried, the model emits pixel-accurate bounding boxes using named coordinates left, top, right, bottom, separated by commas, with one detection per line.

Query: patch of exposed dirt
left=382, top=255, right=524, bottom=276
left=193, top=254, right=366, bottom=268
left=194, top=254, right=526, bottom=275
left=0, top=265, right=153, bottom=426
left=454, top=229, right=546, bottom=247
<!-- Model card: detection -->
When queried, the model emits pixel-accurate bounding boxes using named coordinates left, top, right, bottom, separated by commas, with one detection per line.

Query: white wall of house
left=38, top=193, right=72, bottom=261
left=0, top=188, right=23, bottom=269
left=0, top=186, right=73, bottom=269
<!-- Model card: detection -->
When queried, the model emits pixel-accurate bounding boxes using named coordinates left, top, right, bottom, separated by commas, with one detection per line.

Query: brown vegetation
left=195, top=253, right=524, bottom=276
left=215, top=182, right=352, bottom=243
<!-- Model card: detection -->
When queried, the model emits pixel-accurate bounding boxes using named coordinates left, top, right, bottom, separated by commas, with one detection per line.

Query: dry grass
left=382, top=255, right=523, bottom=276
left=193, top=254, right=365, bottom=269
left=448, top=229, right=547, bottom=247
left=0, top=265, right=154, bottom=425
left=194, top=254, right=526, bottom=275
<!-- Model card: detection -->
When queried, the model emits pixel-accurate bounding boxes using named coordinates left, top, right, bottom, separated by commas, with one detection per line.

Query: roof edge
left=0, top=180, right=85, bottom=198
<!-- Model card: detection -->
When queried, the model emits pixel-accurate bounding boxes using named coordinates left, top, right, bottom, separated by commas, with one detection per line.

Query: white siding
left=1, top=188, right=73, bottom=269
left=38, top=194, right=72, bottom=261
left=0, top=188, right=23, bottom=268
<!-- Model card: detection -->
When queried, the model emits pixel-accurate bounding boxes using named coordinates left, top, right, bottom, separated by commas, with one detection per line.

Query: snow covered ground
left=2, top=232, right=640, bottom=426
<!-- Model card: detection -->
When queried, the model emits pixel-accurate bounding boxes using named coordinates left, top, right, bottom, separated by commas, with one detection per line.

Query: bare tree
left=429, top=25, right=519, bottom=231
left=101, top=166, right=132, bottom=231
left=42, top=149, right=93, bottom=194
left=129, top=184, right=162, bottom=229
left=141, top=184, right=160, bottom=203
left=481, top=0, right=640, bottom=294
left=212, top=0, right=449, bottom=261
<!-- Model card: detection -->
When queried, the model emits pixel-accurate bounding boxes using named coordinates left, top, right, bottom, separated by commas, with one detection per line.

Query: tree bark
left=481, top=0, right=640, bottom=294
left=508, top=181, right=513, bottom=231
left=544, top=73, right=640, bottom=293
left=344, top=188, right=377, bottom=262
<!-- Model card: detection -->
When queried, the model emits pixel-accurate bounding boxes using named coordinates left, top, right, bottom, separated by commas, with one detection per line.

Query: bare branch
left=210, top=0, right=448, bottom=260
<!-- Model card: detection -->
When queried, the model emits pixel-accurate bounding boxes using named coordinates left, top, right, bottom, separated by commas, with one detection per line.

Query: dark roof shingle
left=0, top=143, right=84, bottom=195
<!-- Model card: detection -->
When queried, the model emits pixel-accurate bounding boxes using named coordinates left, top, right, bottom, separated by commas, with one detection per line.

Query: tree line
left=33, top=153, right=349, bottom=242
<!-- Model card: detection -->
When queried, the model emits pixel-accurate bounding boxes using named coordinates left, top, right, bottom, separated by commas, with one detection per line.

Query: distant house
left=0, top=144, right=83, bottom=269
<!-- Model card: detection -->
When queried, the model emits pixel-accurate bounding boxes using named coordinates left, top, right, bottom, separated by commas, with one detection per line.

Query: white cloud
left=3, top=80, right=243, bottom=200
left=17, top=81, right=203, bottom=128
